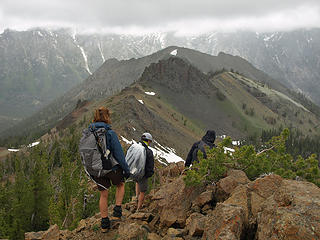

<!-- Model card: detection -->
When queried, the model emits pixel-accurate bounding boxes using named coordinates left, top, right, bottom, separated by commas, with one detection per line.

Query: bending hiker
left=80, top=107, right=130, bottom=233
left=185, top=130, right=216, bottom=167
left=136, top=133, right=154, bottom=211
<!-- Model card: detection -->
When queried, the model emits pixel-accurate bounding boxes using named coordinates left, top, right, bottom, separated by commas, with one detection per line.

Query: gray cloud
left=1, top=0, right=320, bottom=34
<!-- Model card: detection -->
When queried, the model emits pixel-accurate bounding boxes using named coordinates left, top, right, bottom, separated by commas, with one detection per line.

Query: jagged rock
left=129, top=212, right=152, bottom=221
left=256, top=179, right=320, bottom=240
left=149, top=214, right=160, bottom=231
left=223, top=174, right=290, bottom=228
left=162, top=237, right=184, bottom=240
left=185, top=213, right=206, bottom=237
left=248, top=174, right=283, bottom=199
left=166, top=228, right=185, bottom=237
left=76, top=219, right=86, bottom=232
left=159, top=208, right=179, bottom=227
left=25, top=224, right=59, bottom=240
left=149, top=176, right=205, bottom=228
left=147, top=232, right=162, bottom=240
left=202, top=203, right=245, bottom=240
left=158, top=162, right=185, bottom=185
left=192, top=190, right=214, bottom=207
left=201, top=203, right=212, bottom=213
left=25, top=231, right=44, bottom=240
left=216, top=169, right=250, bottom=202
left=59, top=230, right=73, bottom=240
left=117, top=222, right=148, bottom=240
left=224, top=185, right=249, bottom=224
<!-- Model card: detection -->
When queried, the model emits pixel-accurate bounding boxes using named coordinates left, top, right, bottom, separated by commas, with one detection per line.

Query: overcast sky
left=1, top=0, right=320, bottom=35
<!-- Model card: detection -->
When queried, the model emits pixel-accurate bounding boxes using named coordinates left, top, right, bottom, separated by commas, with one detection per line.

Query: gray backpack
left=125, top=142, right=146, bottom=181
left=79, top=127, right=118, bottom=178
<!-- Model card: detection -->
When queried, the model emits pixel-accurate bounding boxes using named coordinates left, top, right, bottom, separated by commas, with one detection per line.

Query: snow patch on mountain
left=98, top=42, right=105, bottom=62
left=170, top=49, right=178, bottom=56
left=8, top=148, right=19, bottom=152
left=79, top=46, right=92, bottom=75
left=72, top=33, right=92, bottom=75
left=263, top=34, right=275, bottom=42
left=145, top=91, right=156, bottom=95
left=37, top=31, right=43, bottom=37
left=28, top=141, right=40, bottom=148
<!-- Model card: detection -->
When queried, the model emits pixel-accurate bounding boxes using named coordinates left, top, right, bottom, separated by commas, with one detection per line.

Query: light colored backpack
left=125, top=142, right=147, bottom=181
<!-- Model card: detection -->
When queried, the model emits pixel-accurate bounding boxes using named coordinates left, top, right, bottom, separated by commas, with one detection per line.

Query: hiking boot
left=111, top=205, right=122, bottom=220
left=101, top=217, right=110, bottom=233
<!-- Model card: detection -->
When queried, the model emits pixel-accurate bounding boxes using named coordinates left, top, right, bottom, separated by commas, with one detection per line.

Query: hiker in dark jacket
left=89, top=107, right=130, bottom=233
left=185, top=130, right=216, bottom=167
left=135, top=132, right=154, bottom=211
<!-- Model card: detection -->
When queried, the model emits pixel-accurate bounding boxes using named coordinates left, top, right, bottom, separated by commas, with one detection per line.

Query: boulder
left=192, top=190, right=214, bottom=207
left=75, top=219, right=86, bottom=232
left=224, top=174, right=286, bottom=224
left=223, top=185, right=249, bottom=224
left=248, top=174, right=283, bottom=199
left=149, top=176, right=205, bottom=228
left=25, top=224, right=59, bottom=240
left=59, top=230, right=73, bottom=240
left=117, top=222, right=148, bottom=240
left=129, top=212, right=152, bottom=221
left=256, top=179, right=320, bottom=240
left=158, top=162, right=185, bottom=185
left=185, top=213, right=206, bottom=237
left=216, top=169, right=250, bottom=202
left=166, top=228, right=185, bottom=237
left=202, top=203, right=245, bottom=240
left=147, top=232, right=162, bottom=240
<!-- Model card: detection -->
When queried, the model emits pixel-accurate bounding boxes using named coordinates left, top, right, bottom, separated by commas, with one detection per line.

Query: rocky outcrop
left=25, top=163, right=320, bottom=240
left=202, top=203, right=246, bottom=240
left=216, top=169, right=250, bottom=202
left=25, top=224, right=59, bottom=240
left=256, top=179, right=320, bottom=239
left=149, top=175, right=205, bottom=228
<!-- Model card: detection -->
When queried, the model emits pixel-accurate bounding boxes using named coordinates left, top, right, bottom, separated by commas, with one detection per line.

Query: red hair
left=93, top=107, right=111, bottom=124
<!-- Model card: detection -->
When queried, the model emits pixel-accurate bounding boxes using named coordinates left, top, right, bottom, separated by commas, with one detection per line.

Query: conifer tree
left=29, top=147, right=51, bottom=231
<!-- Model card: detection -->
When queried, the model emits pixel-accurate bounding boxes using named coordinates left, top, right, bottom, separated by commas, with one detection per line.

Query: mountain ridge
left=1, top=28, right=320, bottom=134
left=0, top=46, right=291, bottom=140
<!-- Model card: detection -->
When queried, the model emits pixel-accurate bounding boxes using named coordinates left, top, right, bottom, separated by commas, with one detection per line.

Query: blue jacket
left=89, top=122, right=130, bottom=174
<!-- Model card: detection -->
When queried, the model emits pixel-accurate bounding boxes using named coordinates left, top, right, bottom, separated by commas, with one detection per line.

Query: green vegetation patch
left=184, top=129, right=320, bottom=187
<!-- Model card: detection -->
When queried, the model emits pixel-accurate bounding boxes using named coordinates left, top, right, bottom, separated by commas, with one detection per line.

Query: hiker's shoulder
left=89, top=122, right=111, bottom=130
left=193, top=140, right=202, bottom=147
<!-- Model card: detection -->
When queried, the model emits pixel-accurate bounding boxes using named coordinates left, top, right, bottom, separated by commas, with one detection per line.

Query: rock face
left=202, top=203, right=246, bottom=240
left=150, top=175, right=205, bottom=228
left=25, top=165, right=320, bottom=240
left=216, top=169, right=250, bottom=202
left=25, top=224, right=59, bottom=240
left=256, top=179, right=320, bottom=240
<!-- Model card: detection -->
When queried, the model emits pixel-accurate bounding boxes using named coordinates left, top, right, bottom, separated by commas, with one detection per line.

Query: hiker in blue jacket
left=89, top=107, right=130, bottom=232
left=185, top=130, right=216, bottom=167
